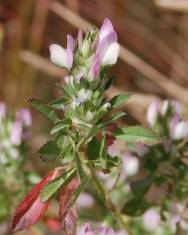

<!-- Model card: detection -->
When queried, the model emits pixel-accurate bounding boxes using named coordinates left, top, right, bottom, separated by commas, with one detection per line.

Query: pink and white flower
left=97, top=19, right=120, bottom=66
left=50, top=35, right=75, bottom=70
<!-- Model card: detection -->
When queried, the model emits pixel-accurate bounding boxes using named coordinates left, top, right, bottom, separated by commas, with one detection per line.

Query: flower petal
left=170, top=121, right=188, bottom=140
left=10, top=120, right=23, bottom=145
left=97, top=31, right=117, bottom=62
left=49, top=44, right=68, bottom=68
left=99, top=18, right=114, bottom=42
left=146, top=100, right=160, bottom=126
left=67, top=34, right=75, bottom=52
left=102, top=42, right=120, bottom=66
left=89, top=53, right=100, bottom=81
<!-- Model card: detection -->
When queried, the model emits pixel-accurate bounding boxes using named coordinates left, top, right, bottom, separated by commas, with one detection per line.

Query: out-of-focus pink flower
left=77, top=223, right=115, bottom=235
left=123, top=154, right=139, bottom=177
left=50, top=35, right=75, bottom=70
left=97, top=18, right=120, bottom=66
left=77, top=223, right=94, bottom=235
left=143, top=209, right=160, bottom=231
left=146, top=100, right=160, bottom=126
left=169, top=203, right=188, bottom=231
left=10, top=119, right=23, bottom=145
left=0, top=102, right=6, bottom=118
left=77, top=192, right=94, bottom=209
left=97, top=226, right=115, bottom=235
left=170, top=120, right=188, bottom=140
left=17, top=109, right=32, bottom=127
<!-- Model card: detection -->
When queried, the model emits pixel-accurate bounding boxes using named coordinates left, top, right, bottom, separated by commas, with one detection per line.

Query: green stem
left=87, top=161, right=132, bottom=235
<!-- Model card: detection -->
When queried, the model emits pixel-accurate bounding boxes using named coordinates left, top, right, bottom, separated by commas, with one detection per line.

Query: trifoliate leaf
left=114, top=126, right=162, bottom=145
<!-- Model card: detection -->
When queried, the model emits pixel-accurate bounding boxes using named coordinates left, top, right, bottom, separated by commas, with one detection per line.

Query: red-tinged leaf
left=12, top=169, right=60, bottom=232
left=43, top=217, right=61, bottom=232
left=59, top=178, right=79, bottom=235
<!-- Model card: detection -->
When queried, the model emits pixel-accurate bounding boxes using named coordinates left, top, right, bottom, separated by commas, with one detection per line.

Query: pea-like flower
left=50, top=35, right=75, bottom=70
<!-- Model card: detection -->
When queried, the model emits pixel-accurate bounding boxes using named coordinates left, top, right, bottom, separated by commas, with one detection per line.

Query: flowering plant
left=12, top=19, right=161, bottom=234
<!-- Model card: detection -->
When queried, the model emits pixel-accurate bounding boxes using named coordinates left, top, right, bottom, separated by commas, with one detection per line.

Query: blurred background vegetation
left=1, top=0, right=188, bottom=233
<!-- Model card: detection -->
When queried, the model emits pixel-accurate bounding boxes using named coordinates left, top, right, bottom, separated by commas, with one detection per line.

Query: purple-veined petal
left=89, top=53, right=100, bottom=80
left=99, top=18, right=114, bottom=42
left=10, top=119, right=23, bottom=145
left=102, top=42, right=120, bottom=66
left=67, top=34, right=75, bottom=52
left=97, top=31, right=117, bottom=61
left=49, top=44, right=68, bottom=68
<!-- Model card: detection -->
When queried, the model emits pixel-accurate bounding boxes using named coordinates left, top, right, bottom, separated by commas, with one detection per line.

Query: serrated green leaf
left=114, top=126, right=162, bottom=145
left=110, top=93, right=131, bottom=108
left=38, top=140, right=60, bottom=162
left=41, top=168, right=76, bottom=202
left=30, top=99, right=59, bottom=123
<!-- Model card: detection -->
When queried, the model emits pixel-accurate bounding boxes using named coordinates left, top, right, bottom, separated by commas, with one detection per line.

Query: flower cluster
left=0, top=102, right=35, bottom=221
left=49, top=19, right=120, bottom=133
left=147, top=100, right=188, bottom=140
left=0, top=102, right=32, bottom=163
